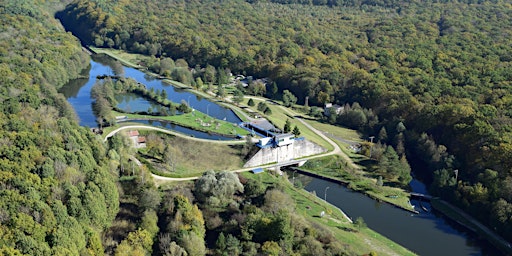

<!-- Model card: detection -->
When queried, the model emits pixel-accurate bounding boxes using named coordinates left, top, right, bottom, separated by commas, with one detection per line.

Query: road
left=105, top=96, right=361, bottom=182
left=103, top=124, right=245, bottom=144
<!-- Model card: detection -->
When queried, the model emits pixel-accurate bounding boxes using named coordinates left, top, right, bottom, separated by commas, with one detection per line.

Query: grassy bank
left=112, top=110, right=248, bottom=137
left=241, top=171, right=416, bottom=256
left=298, top=155, right=416, bottom=213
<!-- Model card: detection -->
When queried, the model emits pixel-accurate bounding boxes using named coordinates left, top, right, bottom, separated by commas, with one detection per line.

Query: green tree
left=354, top=217, right=367, bottom=230
left=248, top=98, right=255, bottom=106
left=284, top=119, right=292, bottom=133
left=233, top=89, right=244, bottom=105
left=292, top=125, right=301, bottom=137
left=282, top=90, right=297, bottom=107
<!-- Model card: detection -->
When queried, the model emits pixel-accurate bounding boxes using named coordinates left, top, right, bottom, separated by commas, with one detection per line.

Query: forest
left=1, top=1, right=403, bottom=255
left=57, top=0, right=512, bottom=242
left=0, top=1, right=120, bottom=255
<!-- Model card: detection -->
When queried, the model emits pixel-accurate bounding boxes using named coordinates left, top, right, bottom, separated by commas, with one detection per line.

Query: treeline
left=59, top=0, right=512, bottom=241
left=0, top=1, right=121, bottom=255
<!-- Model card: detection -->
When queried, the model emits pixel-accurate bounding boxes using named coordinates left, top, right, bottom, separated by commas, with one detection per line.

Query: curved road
left=103, top=124, right=245, bottom=144
left=104, top=97, right=360, bottom=182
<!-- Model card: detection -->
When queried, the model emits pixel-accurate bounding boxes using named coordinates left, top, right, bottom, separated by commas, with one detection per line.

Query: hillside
left=0, top=2, right=119, bottom=254
left=57, top=0, right=512, bottom=241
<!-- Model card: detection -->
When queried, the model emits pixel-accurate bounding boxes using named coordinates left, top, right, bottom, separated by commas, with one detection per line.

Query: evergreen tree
left=284, top=119, right=292, bottom=133
left=292, top=125, right=301, bottom=137
left=248, top=98, right=255, bottom=106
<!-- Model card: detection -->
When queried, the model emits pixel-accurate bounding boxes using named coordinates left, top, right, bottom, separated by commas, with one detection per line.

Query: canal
left=60, top=54, right=241, bottom=135
left=289, top=171, right=503, bottom=255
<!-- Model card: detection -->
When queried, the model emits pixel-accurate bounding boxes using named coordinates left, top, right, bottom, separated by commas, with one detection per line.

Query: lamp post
left=324, top=186, right=330, bottom=201
left=369, top=136, right=375, bottom=159
left=206, top=103, right=210, bottom=116
left=187, top=95, right=192, bottom=107
left=292, top=170, right=297, bottom=186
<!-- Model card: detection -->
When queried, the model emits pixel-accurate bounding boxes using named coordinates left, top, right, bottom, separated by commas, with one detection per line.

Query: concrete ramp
left=243, top=139, right=326, bottom=167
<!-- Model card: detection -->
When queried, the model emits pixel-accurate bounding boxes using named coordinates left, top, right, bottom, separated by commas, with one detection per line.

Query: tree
left=216, top=84, right=226, bottom=98
left=282, top=90, right=297, bottom=107
left=264, top=107, right=272, bottom=115
left=292, top=126, right=301, bottom=137
left=248, top=98, right=255, bottom=106
left=376, top=176, right=383, bottom=186
left=215, top=232, right=226, bottom=252
left=257, top=102, right=267, bottom=112
left=284, top=119, right=292, bottom=133
left=138, top=188, right=161, bottom=211
left=261, top=241, right=280, bottom=256
left=354, top=217, right=367, bottom=230
left=194, top=171, right=244, bottom=207
left=378, top=126, right=388, bottom=142
left=233, top=89, right=244, bottom=105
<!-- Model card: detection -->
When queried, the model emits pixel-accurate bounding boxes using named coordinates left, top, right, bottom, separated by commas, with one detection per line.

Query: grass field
left=139, top=132, right=246, bottom=178
left=240, top=171, right=416, bottom=256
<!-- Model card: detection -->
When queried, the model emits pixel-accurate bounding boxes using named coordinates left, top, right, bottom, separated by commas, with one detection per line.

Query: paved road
left=103, top=124, right=245, bottom=144
left=105, top=97, right=361, bottom=181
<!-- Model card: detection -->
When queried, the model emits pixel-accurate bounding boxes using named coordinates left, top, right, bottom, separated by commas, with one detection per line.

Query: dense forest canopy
left=58, top=0, right=512, bottom=241
left=0, top=1, right=119, bottom=254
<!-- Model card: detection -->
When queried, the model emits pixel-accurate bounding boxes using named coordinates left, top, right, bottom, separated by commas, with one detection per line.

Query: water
left=292, top=172, right=503, bottom=255
left=122, top=66, right=240, bottom=123
left=125, top=120, right=235, bottom=141
left=60, top=54, right=241, bottom=131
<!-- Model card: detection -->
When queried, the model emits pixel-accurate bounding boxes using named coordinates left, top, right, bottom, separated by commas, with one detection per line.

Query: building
left=257, top=133, right=295, bottom=148
left=127, top=130, right=146, bottom=148
left=324, top=103, right=344, bottom=116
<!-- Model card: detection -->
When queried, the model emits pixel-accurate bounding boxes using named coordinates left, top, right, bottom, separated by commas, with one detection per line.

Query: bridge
left=410, top=192, right=433, bottom=201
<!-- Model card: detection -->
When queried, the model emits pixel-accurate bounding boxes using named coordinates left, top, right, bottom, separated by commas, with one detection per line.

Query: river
left=60, top=54, right=241, bottom=137
left=290, top=171, right=503, bottom=255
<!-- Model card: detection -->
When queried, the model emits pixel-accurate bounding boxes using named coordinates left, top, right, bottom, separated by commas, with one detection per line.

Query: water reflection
left=286, top=170, right=502, bottom=256
left=61, top=54, right=241, bottom=127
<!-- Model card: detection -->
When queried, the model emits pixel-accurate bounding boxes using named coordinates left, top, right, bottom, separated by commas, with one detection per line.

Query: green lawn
left=112, top=110, right=249, bottom=136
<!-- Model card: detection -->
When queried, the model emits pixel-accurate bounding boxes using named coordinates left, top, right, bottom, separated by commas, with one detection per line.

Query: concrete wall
left=243, top=139, right=327, bottom=167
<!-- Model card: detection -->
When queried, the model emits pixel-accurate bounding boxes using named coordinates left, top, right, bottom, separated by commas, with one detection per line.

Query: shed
left=251, top=168, right=264, bottom=174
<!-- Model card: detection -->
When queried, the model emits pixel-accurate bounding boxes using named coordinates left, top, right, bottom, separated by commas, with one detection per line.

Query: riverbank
left=290, top=161, right=418, bottom=214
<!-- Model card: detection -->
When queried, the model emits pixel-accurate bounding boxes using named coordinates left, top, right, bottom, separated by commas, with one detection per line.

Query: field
left=138, top=131, right=247, bottom=178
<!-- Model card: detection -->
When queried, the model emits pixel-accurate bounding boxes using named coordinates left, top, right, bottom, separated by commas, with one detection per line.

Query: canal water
left=60, top=54, right=241, bottom=131
left=291, top=172, right=503, bottom=255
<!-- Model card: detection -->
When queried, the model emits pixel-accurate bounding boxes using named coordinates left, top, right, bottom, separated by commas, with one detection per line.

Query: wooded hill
left=59, top=0, right=512, bottom=241
left=0, top=2, right=120, bottom=254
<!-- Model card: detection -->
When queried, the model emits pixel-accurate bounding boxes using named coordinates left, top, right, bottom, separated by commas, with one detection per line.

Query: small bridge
left=410, top=192, right=433, bottom=201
